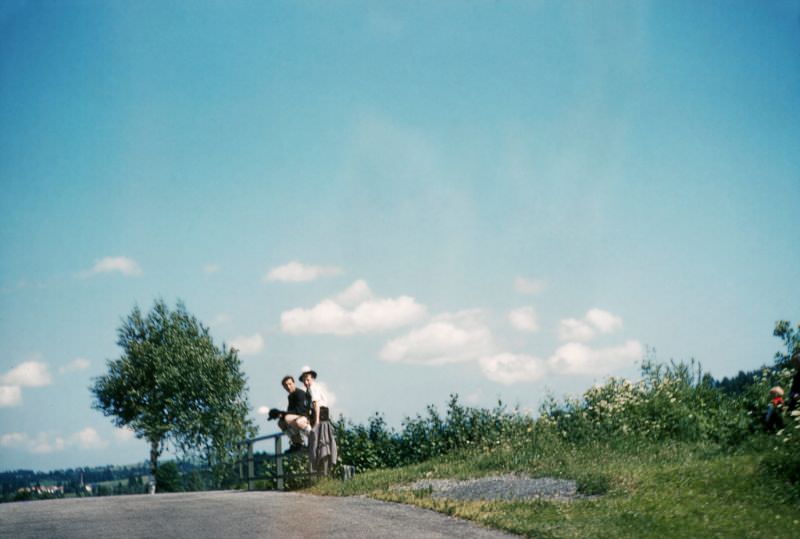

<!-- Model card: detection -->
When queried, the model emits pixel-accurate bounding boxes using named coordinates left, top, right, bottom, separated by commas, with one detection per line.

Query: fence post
left=247, top=440, right=254, bottom=491
left=275, top=436, right=284, bottom=491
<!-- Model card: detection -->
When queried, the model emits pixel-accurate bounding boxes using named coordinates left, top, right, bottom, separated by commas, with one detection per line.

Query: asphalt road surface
left=0, top=490, right=521, bottom=539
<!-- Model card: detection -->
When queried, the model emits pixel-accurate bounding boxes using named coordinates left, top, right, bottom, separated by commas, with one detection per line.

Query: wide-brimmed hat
left=300, top=366, right=317, bottom=380
left=770, top=386, right=784, bottom=396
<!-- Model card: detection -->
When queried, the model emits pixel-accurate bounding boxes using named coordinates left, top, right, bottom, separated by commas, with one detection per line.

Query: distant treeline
left=1, top=463, right=151, bottom=502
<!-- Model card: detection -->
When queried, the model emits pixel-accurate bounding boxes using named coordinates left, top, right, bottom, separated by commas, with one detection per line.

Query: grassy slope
left=307, top=438, right=800, bottom=538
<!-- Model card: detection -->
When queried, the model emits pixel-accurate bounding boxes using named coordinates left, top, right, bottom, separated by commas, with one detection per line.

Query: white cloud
left=84, top=256, right=142, bottom=277
left=230, top=334, right=265, bottom=356
left=114, top=426, right=136, bottom=443
left=0, top=386, right=21, bottom=407
left=585, top=308, right=623, bottom=334
left=333, top=279, right=374, bottom=308
left=479, top=353, right=546, bottom=385
left=265, top=261, right=342, bottom=283
left=281, top=281, right=426, bottom=336
left=59, top=358, right=90, bottom=374
left=71, top=427, right=107, bottom=450
left=1, top=428, right=110, bottom=454
left=508, top=306, right=540, bottom=332
left=0, top=432, right=27, bottom=447
left=548, top=340, right=643, bottom=376
left=29, top=433, right=66, bottom=454
left=515, top=276, right=546, bottom=295
left=557, top=308, right=624, bottom=341
left=257, top=406, right=270, bottom=415
left=2, top=360, right=52, bottom=387
left=7, top=432, right=67, bottom=454
left=380, top=310, right=493, bottom=365
left=557, top=318, right=596, bottom=341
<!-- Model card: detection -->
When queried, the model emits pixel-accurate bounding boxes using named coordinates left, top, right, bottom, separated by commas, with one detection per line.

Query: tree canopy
left=91, top=299, right=255, bottom=489
left=773, top=319, right=800, bottom=368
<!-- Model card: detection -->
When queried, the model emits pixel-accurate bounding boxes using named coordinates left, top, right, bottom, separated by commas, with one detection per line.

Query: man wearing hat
left=300, top=366, right=337, bottom=472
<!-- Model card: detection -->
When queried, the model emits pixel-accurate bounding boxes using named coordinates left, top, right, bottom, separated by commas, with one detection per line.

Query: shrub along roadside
left=310, top=431, right=800, bottom=538
left=304, top=352, right=799, bottom=538
left=327, top=356, right=796, bottom=484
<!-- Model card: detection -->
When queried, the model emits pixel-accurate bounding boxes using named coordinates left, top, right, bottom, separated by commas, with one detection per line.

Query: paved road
left=0, top=490, right=521, bottom=539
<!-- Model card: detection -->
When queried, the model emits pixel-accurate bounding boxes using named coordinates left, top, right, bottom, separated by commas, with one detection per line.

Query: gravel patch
left=393, top=474, right=583, bottom=502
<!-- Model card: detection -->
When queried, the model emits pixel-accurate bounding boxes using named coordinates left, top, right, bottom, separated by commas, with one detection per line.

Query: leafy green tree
left=155, top=461, right=183, bottom=493
left=91, top=299, right=256, bottom=490
left=773, top=320, right=800, bottom=368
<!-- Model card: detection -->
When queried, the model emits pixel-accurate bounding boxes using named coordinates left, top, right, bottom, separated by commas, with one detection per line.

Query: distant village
left=1, top=463, right=153, bottom=502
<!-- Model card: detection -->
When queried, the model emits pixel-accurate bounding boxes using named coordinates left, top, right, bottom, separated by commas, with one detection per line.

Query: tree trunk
left=150, top=442, right=159, bottom=493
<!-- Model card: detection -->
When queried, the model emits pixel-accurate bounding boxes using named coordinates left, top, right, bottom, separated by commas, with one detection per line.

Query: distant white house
left=17, top=485, right=64, bottom=495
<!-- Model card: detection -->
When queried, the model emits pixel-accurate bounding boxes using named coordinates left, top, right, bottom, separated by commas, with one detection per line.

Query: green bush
left=331, top=396, right=533, bottom=476
left=763, top=409, right=800, bottom=492
left=155, top=461, right=183, bottom=492
left=539, top=358, right=772, bottom=448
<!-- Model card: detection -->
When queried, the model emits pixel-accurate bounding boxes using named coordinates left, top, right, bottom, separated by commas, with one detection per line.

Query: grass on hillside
left=307, top=435, right=800, bottom=539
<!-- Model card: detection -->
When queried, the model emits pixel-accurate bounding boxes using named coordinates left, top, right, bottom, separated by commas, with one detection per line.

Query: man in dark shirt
left=278, top=375, right=311, bottom=453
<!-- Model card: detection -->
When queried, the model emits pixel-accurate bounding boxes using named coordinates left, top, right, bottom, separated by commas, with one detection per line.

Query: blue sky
left=1, top=0, right=799, bottom=471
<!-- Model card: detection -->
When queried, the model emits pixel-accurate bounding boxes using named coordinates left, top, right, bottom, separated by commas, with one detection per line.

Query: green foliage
left=773, top=319, right=800, bottom=368
left=304, top=321, right=800, bottom=537
left=90, top=299, right=256, bottom=488
left=155, top=461, right=183, bottom=493
left=763, top=410, right=800, bottom=493
left=539, top=357, right=759, bottom=447
left=329, top=396, right=533, bottom=476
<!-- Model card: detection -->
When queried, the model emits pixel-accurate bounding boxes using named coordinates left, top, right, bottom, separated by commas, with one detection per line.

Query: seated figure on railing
left=300, top=366, right=338, bottom=473
left=268, top=375, right=312, bottom=454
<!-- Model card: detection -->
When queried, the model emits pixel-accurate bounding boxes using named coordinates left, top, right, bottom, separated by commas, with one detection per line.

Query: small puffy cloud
left=114, top=426, right=136, bottom=443
left=29, top=433, right=66, bottom=454
left=203, top=264, right=221, bottom=275
left=0, top=386, right=22, bottom=407
left=557, top=308, right=624, bottom=341
left=557, top=318, right=596, bottom=341
left=515, top=276, right=546, bottom=295
left=2, top=360, right=52, bottom=387
left=380, top=310, right=493, bottom=365
left=71, top=427, right=107, bottom=450
left=548, top=340, right=643, bottom=376
left=508, top=306, right=540, bottom=333
left=230, top=334, right=265, bottom=356
left=282, top=281, right=425, bottom=336
left=479, top=353, right=546, bottom=385
left=265, top=261, right=342, bottom=283
left=59, top=358, right=90, bottom=374
left=585, top=308, right=623, bottom=334
left=257, top=406, right=270, bottom=416
left=84, top=256, right=142, bottom=277
left=334, top=279, right=374, bottom=308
